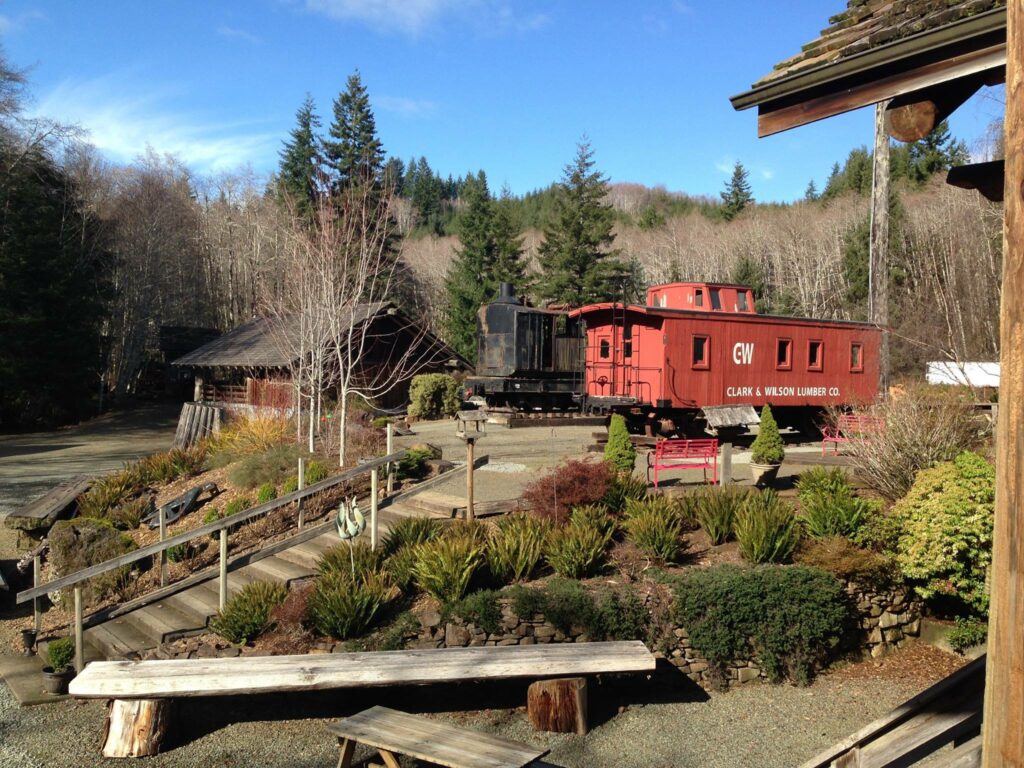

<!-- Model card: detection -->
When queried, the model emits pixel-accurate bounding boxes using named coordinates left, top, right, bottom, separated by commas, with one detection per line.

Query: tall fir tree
left=822, top=162, right=843, bottom=199
left=444, top=172, right=495, bottom=362
left=324, top=71, right=384, bottom=191
left=490, top=185, right=526, bottom=288
left=804, top=179, right=819, bottom=202
left=536, top=140, right=625, bottom=305
left=276, top=94, right=321, bottom=217
left=720, top=161, right=753, bottom=220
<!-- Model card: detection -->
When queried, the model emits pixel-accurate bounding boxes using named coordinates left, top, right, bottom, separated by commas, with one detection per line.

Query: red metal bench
left=647, top=438, right=718, bottom=488
left=821, top=414, right=885, bottom=455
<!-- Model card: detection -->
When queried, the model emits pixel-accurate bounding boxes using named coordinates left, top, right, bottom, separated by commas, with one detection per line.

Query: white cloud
left=33, top=76, right=278, bottom=173
left=217, top=25, right=262, bottom=44
left=304, top=0, right=550, bottom=36
left=715, top=158, right=734, bottom=175
left=375, top=94, right=437, bottom=118
left=0, top=8, right=45, bottom=34
left=760, top=168, right=774, bottom=180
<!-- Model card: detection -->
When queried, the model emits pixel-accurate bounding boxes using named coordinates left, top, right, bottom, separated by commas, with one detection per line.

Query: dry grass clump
left=209, top=414, right=291, bottom=465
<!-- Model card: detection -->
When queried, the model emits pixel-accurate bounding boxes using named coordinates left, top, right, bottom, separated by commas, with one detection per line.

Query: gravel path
left=0, top=657, right=944, bottom=768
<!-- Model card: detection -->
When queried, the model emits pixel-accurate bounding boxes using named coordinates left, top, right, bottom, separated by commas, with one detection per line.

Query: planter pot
left=750, top=462, right=781, bottom=487
left=20, top=629, right=37, bottom=656
left=41, top=667, right=74, bottom=696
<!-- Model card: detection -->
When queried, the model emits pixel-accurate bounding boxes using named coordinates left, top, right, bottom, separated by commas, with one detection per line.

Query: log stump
left=527, top=677, right=588, bottom=734
left=101, top=699, right=173, bottom=758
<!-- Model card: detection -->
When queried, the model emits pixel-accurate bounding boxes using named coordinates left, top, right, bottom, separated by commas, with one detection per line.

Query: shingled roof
left=172, top=303, right=387, bottom=369
left=757, top=0, right=1006, bottom=86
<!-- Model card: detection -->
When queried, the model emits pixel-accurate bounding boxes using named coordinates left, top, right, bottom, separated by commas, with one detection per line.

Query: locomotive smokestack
left=495, top=283, right=520, bottom=304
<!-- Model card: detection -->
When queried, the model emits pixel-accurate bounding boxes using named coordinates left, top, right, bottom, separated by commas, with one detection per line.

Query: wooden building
left=732, top=2, right=1019, bottom=766
left=172, top=303, right=468, bottom=412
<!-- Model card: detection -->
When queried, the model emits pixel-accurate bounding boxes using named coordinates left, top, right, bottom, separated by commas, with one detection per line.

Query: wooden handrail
left=16, top=450, right=407, bottom=605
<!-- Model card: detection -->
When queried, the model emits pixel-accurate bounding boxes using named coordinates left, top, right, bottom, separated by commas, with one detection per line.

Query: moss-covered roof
left=756, top=0, right=1006, bottom=86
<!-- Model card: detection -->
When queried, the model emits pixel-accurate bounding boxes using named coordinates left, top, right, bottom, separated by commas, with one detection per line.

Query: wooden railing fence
left=17, top=445, right=407, bottom=673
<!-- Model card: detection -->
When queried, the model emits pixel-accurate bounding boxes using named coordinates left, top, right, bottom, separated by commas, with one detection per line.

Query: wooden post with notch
left=158, top=504, right=167, bottom=588
left=370, top=467, right=379, bottom=550
left=982, top=2, right=1024, bottom=765
left=218, top=529, right=228, bottom=612
left=385, top=423, right=395, bottom=495
left=297, top=457, right=306, bottom=529
left=870, top=99, right=891, bottom=396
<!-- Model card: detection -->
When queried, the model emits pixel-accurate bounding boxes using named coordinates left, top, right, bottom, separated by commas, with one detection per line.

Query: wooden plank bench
left=646, top=438, right=718, bottom=488
left=3, top=475, right=91, bottom=547
left=821, top=414, right=885, bottom=456
left=329, top=706, right=549, bottom=768
left=69, top=641, right=655, bottom=758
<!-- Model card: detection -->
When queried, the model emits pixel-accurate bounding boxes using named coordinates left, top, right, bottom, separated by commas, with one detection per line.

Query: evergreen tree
left=383, top=156, right=405, bottom=196
left=490, top=185, right=526, bottom=288
left=537, top=139, right=625, bottom=305
left=276, top=94, right=321, bottom=217
left=731, top=256, right=768, bottom=310
left=323, top=71, right=384, bottom=190
left=822, top=162, right=843, bottom=200
left=804, top=179, right=819, bottom=202
left=908, top=120, right=969, bottom=183
left=720, top=161, right=753, bottom=220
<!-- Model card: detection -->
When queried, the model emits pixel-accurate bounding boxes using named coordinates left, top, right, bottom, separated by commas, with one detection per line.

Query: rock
left=870, top=643, right=887, bottom=659
left=673, top=628, right=689, bottom=639
left=867, top=626, right=883, bottom=644
left=878, top=611, right=900, bottom=629
left=883, top=627, right=904, bottom=643
left=534, top=625, right=556, bottom=639
left=419, top=610, right=442, bottom=629
left=689, top=661, right=709, bottom=673
left=520, top=636, right=535, bottom=645
left=737, top=667, right=760, bottom=683
left=905, top=618, right=922, bottom=636
left=497, top=638, right=519, bottom=646
left=445, top=623, right=470, bottom=647
left=554, top=631, right=567, bottom=642
left=426, top=459, right=454, bottom=475
left=870, top=605, right=883, bottom=617
left=195, top=644, right=218, bottom=659
left=577, top=634, right=591, bottom=643
left=409, top=639, right=442, bottom=650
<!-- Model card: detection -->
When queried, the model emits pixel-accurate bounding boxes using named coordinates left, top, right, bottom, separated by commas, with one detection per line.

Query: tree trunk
left=101, top=699, right=173, bottom=758
left=527, top=677, right=588, bottom=734
left=338, top=391, right=348, bottom=467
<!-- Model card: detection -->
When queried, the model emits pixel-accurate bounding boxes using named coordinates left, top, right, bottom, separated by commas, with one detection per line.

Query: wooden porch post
left=982, top=3, right=1024, bottom=765
left=870, top=100, right=891, bottom=395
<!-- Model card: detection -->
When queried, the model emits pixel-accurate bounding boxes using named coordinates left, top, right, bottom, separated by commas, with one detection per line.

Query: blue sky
left=0, top=0, right=1005, bottom=202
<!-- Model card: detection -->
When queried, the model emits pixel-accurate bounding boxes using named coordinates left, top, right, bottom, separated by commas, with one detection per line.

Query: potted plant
left=41, top=637, right=75, bottom=695
left=750, top=404, right=785, bottom=487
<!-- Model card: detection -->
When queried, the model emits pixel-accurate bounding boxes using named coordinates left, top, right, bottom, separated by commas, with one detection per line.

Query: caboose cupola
left=646, top=282, right=756, bottom=314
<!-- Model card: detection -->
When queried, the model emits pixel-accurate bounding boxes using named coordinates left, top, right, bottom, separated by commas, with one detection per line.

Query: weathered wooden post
left=385, top=423, right=395, bottom=495
left=158, top=505, right=167, bottom=588
left=73, top=586, right=84, bottom=673
left=297, top=457, right=306, bottom=529
left=870, top=99, right=891, bottom=394
left=982, top=4, right=1023, bottom=764
left=720, top=442, right=732, bottom=485
left=32, top=555, right=41, bottom=635
left=456, top=411, right=486, bottom=521
left=370, top=467, right=379, bottom=550
left=218, top=528, right=228, bottom=612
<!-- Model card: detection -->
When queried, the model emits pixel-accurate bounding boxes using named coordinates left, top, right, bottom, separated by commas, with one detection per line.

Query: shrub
left=623, top=502, right=687, bottom=563
left=397, top=448, right=433, bottom=481
left=672, top=564, right=850, bottom=685
left=202, top=507, right=222, bottom=536
left=48, top=518, right=138, bottom=606
left=108, top=495, right=152, bottom=531
left=281, top=475, right=299, bottom=494
left=136, top=446, right=208, bottom=484
left=947, top=618, right=987, bottom=655
left=693, top=485, right=749, bottom=545
left=506, top=579, right=649, bottom=641
left=544, top=521, right=609, bottom=578
left=382, top=516, right=442, bottom=556
left=527, top=578, right=595, bottom=634
left=166, top=542, right=199, bottom=563
left=604, top=414, right=637, bottom=474
left=227, top=443, right=305, bottom=489
left=211, top=580, right=288, bottom=644
left=77, top=473, right=137, bottom=520
left=523, top=459, right=611, bottom=525
left=223, top=497, right=251, bottom=517
left=414, top=536, right=485, bottom=603
left=892, top=451, right=994, bottom=615
left=796, top=467, right=850, bottom=500
left=841, top=386, right=980, bottom=501
left=385, top=545, right=421, bottom=592
left=594, top=585, right=649, bottom=641
left=317, top=541, right=385, bottom=578
left=601, top=472, right=648, bottom=514
left=735, top=491, right=800, bottom=564
left=569, top=504, right=616, bottom=539
left=256, top=483, right=278, bottom=505
left=208, top=414, right=291, bottom=464
left=46, top=637, right=75, bottom=673
left=487, top=514, right=551, bottom=583
left=794, top=537, right=896, bottom=587
left=368, top=612, right=420, bottom=651
left=308, top=570, right=396, bottom=639
left=799, top=484, right=872, bottom=541
left=305, top=460, right=329, bottom=485
left=408, top=373, right=461, bottom=419
left=751, top=404, right=785, bottom=465
left=445, top=589, right=503, bottom=634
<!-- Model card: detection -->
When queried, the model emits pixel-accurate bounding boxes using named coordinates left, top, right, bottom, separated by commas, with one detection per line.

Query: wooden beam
left=870, top=101, right=891, bottom=394
left=947, top=160, right=1005, bottom=202
left=982, top=1, right=1024, bottom=764
left=757, top=44, right=1005, bottom=137
left=884, top=73, right=993, bottom=142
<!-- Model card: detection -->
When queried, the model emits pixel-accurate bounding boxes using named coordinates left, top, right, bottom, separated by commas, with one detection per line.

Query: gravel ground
left=0, top=649, right=954, bottom=768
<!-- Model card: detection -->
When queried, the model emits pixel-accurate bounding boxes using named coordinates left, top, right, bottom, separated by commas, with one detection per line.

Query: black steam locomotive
left=464, top=284, right=585, bottom=410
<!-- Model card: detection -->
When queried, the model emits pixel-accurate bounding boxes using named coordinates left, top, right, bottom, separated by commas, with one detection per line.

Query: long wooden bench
left=821, top=414, right=885, bottom=456
left=70, top=641, right=655, bottom=758
left=647, top=438, right=718, bottom=487
left=330, top=706, right=549, bottom=768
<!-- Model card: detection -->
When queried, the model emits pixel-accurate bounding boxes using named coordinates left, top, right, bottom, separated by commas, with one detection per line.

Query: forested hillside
left=0, top=49, right=1002, bottom=428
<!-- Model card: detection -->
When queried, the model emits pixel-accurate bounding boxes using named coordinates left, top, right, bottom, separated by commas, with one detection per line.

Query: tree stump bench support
left=70, top=641, right=654, bottom=757
left=527, top=677, right=588, bottom=734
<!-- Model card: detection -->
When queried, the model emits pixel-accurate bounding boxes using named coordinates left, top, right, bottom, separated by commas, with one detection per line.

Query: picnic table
left=330, top=706, right=550, bottom=768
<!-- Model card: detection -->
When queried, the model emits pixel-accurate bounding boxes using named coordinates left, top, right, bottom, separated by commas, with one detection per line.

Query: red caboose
left=569, top=282, right=881, bottom=432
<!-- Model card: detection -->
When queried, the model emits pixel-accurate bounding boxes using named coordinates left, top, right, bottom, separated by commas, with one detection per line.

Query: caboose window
left=694, top=289, right=704, bottom=308
left=737, top=291, right=749, bottom=312
left=599, top=339, right=610, bottom=359
left=692, top=335, right=709, bottom=369
left=850, top=342, right=864, bottom=372
left=710, top=288, right=722, bottom=310
left=623, top=325, right=633, bottom=358
left=808, top=340, right=823, bottom=371
left=776, top=338, right=792, bottom=370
